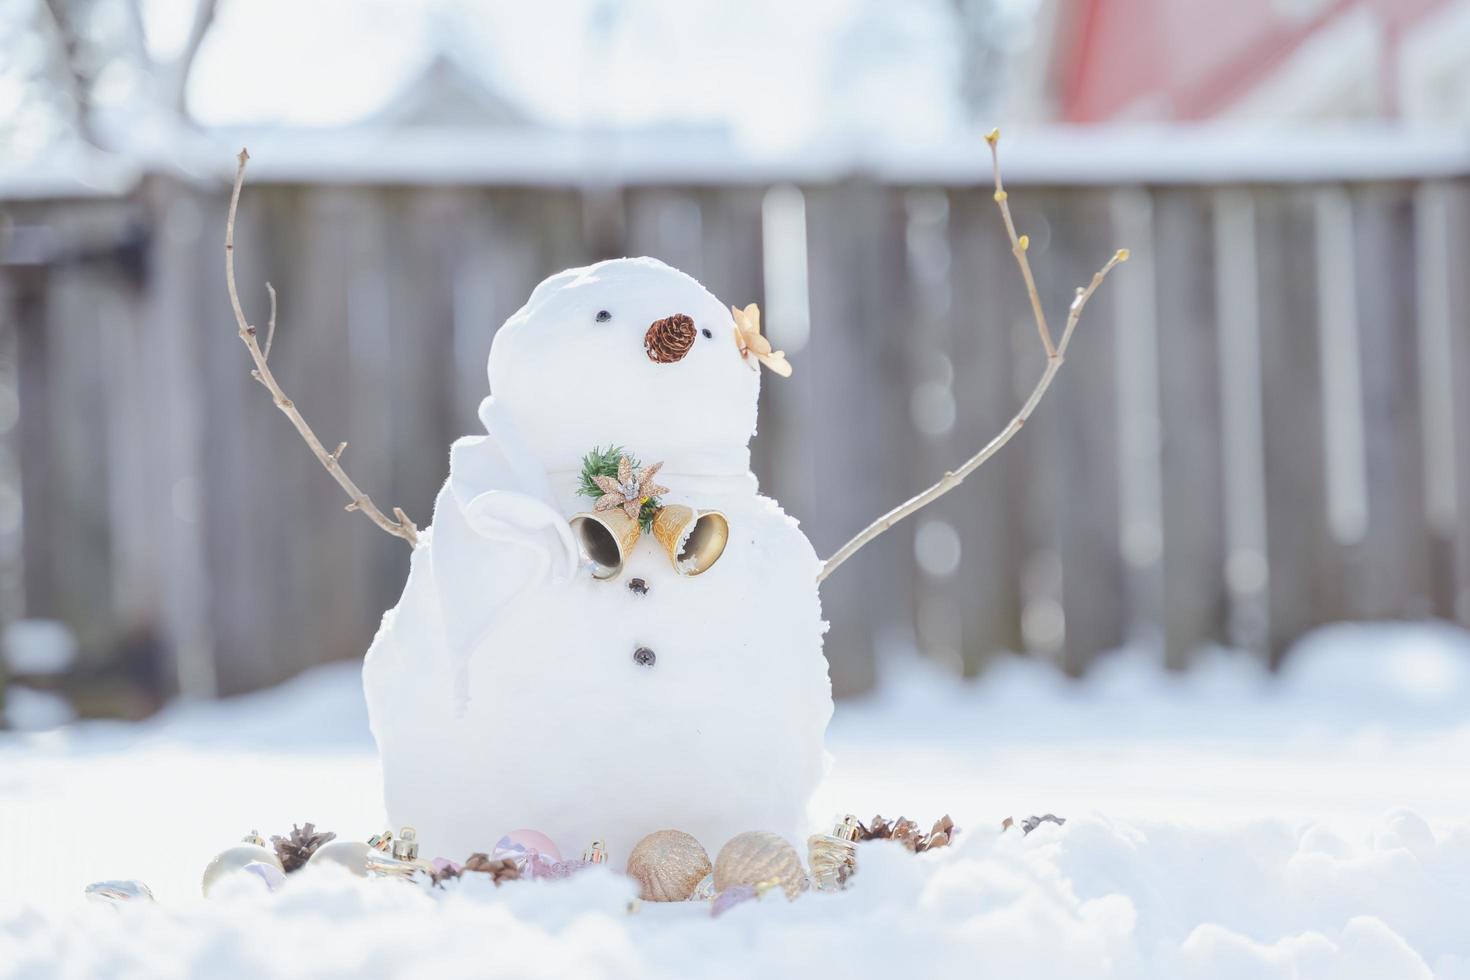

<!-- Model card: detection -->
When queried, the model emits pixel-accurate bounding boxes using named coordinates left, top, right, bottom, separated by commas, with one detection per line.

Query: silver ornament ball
left=85, top=879, right=155, bottom=906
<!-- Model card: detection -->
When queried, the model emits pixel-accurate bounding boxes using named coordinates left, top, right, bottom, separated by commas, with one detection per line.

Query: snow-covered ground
left=4, top=621, right=1470, bottom=978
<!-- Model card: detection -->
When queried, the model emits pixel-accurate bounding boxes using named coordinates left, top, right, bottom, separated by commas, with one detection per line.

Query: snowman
left=362, top=257, right=831, bottom=862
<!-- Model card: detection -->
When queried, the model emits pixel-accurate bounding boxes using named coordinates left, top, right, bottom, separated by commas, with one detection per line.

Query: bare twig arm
left=816, top=132, right=1127, bottom=585
left=225, top=149, right=420, bottom=547
left=262, top=282, right=277, bottom=361
left=985, top=129, right=1056, bottom=357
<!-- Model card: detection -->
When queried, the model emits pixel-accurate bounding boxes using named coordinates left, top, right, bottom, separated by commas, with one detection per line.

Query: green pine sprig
left=577, top=445, right=628, bottom=498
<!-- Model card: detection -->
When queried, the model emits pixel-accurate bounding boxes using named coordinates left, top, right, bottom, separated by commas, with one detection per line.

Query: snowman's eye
left=595, top=310, right=612, bottom=323
left=701, top=328, right=712, bottom=339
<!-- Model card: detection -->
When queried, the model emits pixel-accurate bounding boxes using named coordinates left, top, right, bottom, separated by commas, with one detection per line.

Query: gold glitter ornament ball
left=713, top=831, right=806, bottom=900
left=626, top=830, right=713, bottom=901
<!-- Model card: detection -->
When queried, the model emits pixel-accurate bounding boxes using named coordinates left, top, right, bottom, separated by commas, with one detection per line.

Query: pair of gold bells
left=569, top=504, right=730, bottom=581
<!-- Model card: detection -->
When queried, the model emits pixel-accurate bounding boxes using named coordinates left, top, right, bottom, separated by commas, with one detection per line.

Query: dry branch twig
left=817, top=130, right=1127, bottom=585
left=986, top=129, right=1056, bottom=357
left=262, top=281, right=278, bottom=360
left=225, top=148, right=419, bottom=547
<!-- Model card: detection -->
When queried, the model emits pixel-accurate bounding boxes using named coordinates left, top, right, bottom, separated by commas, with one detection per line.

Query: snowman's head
left=489, top=257, right=760, bottom=471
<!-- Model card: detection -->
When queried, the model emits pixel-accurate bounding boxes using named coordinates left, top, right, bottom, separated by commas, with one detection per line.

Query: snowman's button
left=633, top=647, right=656, bottom=667
left=628, top=578, right=649, bottom=596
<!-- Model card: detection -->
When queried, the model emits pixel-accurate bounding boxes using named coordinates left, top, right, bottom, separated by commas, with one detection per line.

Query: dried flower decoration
left=593, top=456, right=669, bottom=522
left=731, top=303, right=792, bottom=378
left=578, top=446, right=668, bottom=532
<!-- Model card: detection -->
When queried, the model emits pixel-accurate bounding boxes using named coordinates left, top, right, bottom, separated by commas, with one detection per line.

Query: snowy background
left=6, top=1, right=1470, bottom=976
left=5, top=621, right=1470, bottom=977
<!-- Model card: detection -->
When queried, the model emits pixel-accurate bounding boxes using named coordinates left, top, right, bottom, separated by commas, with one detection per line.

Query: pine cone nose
left=645, top=313, right=697, bottom=364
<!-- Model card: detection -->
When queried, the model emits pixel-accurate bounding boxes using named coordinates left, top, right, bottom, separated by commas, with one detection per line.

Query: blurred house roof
left=4, top=124, right=1469, bottom=204
left=361, top=51, right=531, bottom=129
left=1043, top=0, right=1470, bottom=123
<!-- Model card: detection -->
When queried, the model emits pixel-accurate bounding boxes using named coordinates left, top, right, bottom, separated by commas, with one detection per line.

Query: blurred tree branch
left=950, top=0, right=1010, bottom=123
left=33, top=0, right=221, bottom=149
left=39, top=0, right=97, bottom=146
left=154, top=0, right=218, bottom=116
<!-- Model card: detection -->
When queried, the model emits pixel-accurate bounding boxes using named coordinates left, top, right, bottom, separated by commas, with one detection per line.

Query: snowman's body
left=363, top=258, right=832, bottom=861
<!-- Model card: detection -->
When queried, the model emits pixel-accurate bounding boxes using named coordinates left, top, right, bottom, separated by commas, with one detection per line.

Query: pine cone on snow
left=920, top=815, right=956, bottom=851
left=861, top=815, right=894, bottom=840
left=271, top=822, right=337, bottom=873
left=644, top=313, right=697, bottom=363
left=462, top=853, right=522, bottom=885
left=888, top=818, right=924, bottom=850
left=857, top=814, right=958, bottom=853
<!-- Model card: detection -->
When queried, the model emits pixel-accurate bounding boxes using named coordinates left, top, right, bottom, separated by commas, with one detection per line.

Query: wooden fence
left=2, top=148, right=1469, bottom=704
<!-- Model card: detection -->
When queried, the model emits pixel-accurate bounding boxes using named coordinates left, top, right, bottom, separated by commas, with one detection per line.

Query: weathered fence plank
left=1037, top=190, right=1126, bottom=674
left=1352, top=185, right=1432, bottom=621
left=1442, top=183, right=1470, bottom=626
left=1152, top=189, right=1227, bottom=669
left=1255, top=188, right=1330, bottom=666
left=939, top=188, right=1023, bottom=673
left=141, top=185, right=217, bottom=698
left=801, top=181, right=904, bottom=696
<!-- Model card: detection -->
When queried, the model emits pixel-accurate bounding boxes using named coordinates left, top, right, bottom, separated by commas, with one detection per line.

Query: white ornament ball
left=241, top=861, right=286, bottom=892
left=306, top=839, right=372, bottom=876
left=202, top=837, right=284, bottom=897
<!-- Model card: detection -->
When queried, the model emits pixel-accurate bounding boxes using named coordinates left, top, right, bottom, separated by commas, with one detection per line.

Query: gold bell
left=569, top=509, right=642, bottom=579
left=651, top=505, right=729, bottom=576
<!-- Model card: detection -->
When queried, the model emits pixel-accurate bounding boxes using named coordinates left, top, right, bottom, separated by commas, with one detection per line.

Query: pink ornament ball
left=501, top=829, right=561, bottom=863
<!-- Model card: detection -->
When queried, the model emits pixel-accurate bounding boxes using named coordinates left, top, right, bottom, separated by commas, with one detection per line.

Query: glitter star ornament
left=731, top=303, right=792, bottom=377
left=592, top=455, right=669, bottom=519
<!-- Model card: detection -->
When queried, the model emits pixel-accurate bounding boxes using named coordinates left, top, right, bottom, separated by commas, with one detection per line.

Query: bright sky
left=142, top=0, right=1040, bottom=149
